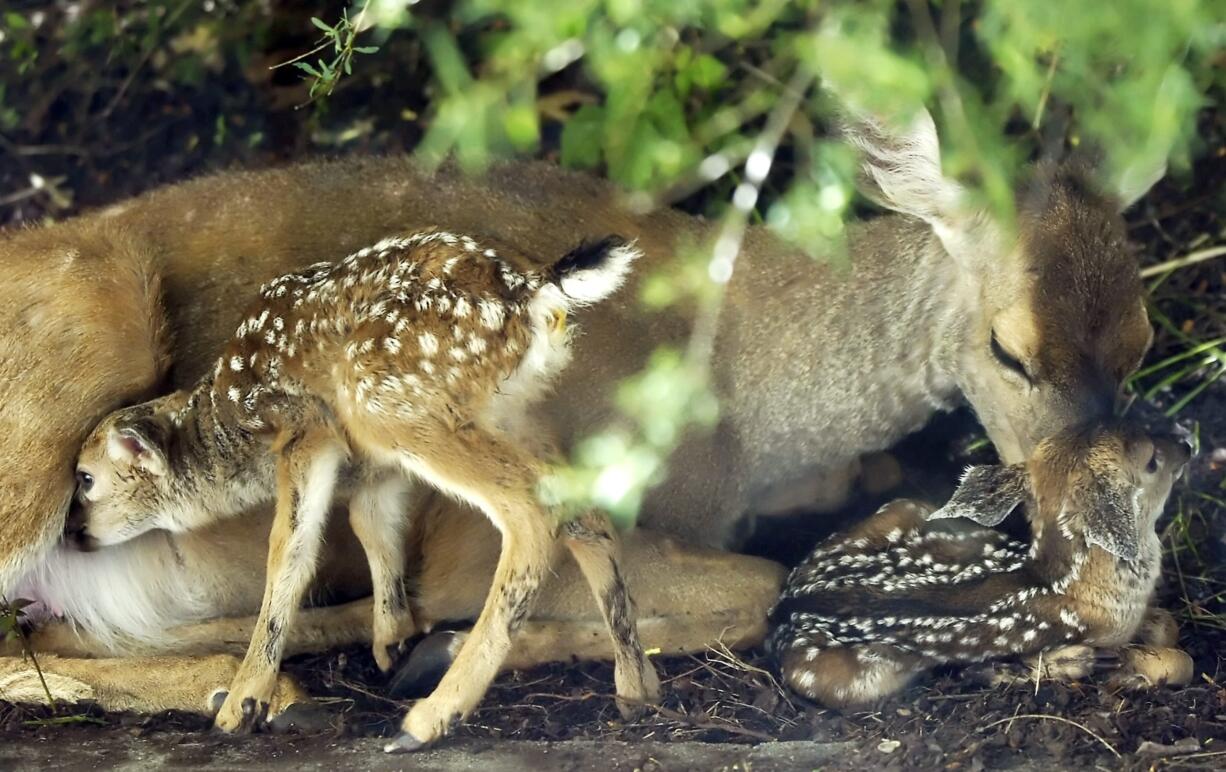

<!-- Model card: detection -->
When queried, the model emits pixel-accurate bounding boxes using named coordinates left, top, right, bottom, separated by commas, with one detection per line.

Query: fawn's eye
left=76, top=470, right=94, bottom=494
left=1145, top=449, right=1160, bottom=474
left=990, top=330, right=1031, bottom=383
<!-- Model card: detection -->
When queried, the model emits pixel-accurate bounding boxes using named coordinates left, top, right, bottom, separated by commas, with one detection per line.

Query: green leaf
left=503, top=103, right=540, bottom=150
left=560, top=104, right=605, bottom=169
left=293, top=61, right=320, bottom=78
left=689, top=54, right=729, bottom=91
left=353, top=46, right=380, bottom=55
left=310, top=17, right=335, bottom=34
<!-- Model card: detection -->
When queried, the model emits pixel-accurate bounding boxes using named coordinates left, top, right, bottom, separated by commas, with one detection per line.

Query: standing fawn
left=69, top=229, right=659, bottom=750
left=770, top=421, right=1193, bottom=709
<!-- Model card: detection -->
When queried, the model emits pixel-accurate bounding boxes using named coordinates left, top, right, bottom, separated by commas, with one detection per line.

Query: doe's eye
left=990, top=330, right=1032, bottom=383
left=76, top=470, right=94, bottom=493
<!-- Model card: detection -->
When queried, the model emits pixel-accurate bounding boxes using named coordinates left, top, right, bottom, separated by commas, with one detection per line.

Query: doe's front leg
left=214, top=428, right=346, bottom=733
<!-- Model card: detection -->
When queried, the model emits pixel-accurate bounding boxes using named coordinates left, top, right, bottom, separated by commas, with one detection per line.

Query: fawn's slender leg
left=214, top=427, right=346, bottom=733
left=384, top=422, right=555, bottom=751
left=561, top=513, right=660, bottom=717
left=349, top=472, right=418, bottom=671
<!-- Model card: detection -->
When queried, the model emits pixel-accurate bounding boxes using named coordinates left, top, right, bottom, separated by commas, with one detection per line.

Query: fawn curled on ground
left=68, top=229, right=659, bottom=750
left=769, top=421, right=1194, bottom=709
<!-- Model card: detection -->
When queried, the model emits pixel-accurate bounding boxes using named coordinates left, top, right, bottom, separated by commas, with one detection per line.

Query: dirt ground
left=1, top=6, right=1224, bottom=770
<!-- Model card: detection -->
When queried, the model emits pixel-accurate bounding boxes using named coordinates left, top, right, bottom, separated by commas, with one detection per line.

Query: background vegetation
left=0, top=0, right=1222, bottom=523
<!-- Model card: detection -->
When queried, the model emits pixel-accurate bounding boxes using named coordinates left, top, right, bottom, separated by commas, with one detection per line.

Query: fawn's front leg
left=385, top=422, right=555, bottom=752
left=214, top=427, right=346, bottom=733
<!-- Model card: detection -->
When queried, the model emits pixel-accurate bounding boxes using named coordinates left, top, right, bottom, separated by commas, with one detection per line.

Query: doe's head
left=929, top=421, right=1191, bottom=564
left=68, top=393, right=188, bottom=551
left=845, top=109, right=1162, bottom=462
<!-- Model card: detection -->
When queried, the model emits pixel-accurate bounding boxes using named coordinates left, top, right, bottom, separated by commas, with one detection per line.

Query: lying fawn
left=769, top=421, right=1192, bottom=709
left=69, top=229, right=658, bottom=749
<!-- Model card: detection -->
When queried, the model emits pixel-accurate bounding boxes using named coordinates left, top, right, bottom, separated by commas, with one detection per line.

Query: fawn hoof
left=213, top=695, right=268, bottom=734
left=388, top=630, right=463, bottom=699
left=383, top=731, right=428, bottom=754
left=209, top=689, right=228, bottom=715
left=1107, top=646, right=1194, bottom=691
left=268, top=702, right=333, bottom=734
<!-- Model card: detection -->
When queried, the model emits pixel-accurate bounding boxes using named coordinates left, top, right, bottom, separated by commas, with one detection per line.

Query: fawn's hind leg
left=561, top=513, right=661, bottom=717
left=349, top=471, right=418, bottom=671
left=382, top=422, right=555, bottom=752
left=778, top=644, right=925, bottom=709
left=214, top=427, right=346, bottom=733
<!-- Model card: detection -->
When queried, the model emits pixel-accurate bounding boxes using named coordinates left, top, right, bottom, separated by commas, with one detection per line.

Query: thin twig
left=1140, top=245, right=1226, bottom=279
left=982, top=713, right=1121, bottom=758
left=648, top=704, right=778, bottom=742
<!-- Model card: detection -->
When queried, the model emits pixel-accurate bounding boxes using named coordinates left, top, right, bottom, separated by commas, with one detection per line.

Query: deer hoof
left=383, top=731, right=428, bottom=753
left=388, top=630, right=464, bottom=699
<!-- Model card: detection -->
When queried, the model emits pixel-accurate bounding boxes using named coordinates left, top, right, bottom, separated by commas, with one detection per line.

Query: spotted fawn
left=769, top=421, right=1192, bottom=708
left=71, top=229, right=658, bottom=748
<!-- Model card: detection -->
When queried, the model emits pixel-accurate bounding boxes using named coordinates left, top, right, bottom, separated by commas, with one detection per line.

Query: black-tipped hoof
left=235, top=697, right=269, bottom=733
left=388, top=631, right=460, bottom=699
left=268, top=702, right=333, bottom=734
left=383, top=731, right=427, bottom=754
left=210, top=690, right=229, bottom=715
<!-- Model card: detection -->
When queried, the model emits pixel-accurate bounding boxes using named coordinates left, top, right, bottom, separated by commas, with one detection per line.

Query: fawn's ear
left=106, top=414, right=169, bottom=477
left=1063, top=471, right=1142, bottom=562
left=841, top=107, right=1001, bottom=270
left=927, top=464, right=1028, bottom=527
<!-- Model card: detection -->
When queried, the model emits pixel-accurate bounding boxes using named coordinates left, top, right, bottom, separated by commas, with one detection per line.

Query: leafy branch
left=273, top=1, right=380, bottom=104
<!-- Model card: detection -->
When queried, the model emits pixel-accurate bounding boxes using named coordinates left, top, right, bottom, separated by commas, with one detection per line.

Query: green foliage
left=287, top=9, right=382, bottom=103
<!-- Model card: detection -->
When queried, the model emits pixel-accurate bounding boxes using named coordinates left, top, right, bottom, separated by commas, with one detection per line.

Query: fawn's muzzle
left=63, top=503, right=99, bottom=552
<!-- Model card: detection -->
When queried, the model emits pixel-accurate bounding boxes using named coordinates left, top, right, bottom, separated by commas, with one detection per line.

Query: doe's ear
left=927, top=464, right=1028, bottom=527
left=105, top=414, right=169, bottom=477
left=1066, top=472, right=1142, bottom=562
left=840, top=107, right=990, bottom=265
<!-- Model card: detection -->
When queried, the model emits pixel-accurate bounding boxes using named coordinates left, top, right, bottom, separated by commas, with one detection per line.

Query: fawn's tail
left=545, top=235, right=642, bottom=305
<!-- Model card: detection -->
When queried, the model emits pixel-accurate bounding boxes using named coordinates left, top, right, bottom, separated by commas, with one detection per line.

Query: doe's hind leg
left=561, top=513, right=661, bottom=718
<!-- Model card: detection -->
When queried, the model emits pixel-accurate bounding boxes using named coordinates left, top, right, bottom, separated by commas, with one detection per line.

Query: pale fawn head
left=845, top=109, right=1164, bottom=463
left=929, top=420, right=1191, bottom=565
left=67, top=391, right=269, bottom=550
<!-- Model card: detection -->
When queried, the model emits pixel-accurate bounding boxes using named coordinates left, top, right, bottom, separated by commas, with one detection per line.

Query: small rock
left=896, top=707, right=912, bottom=717
left=878, top=739, right=901, bottom=754
left=1136, top=737, right=1201, bottom=758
